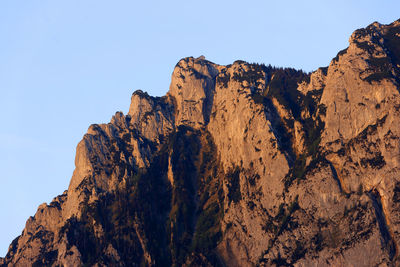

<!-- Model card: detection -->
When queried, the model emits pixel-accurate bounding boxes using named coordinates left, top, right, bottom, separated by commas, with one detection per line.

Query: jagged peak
left=173, top=56, right=219, bottom=78
left=350, top=18, right=400, bottom=44
left=330, top=18, right=400, bottom=76
left=131, top=89, right=151, bottom=99
left=167, top=56, right=219, bottom=128
left=232, top=59, right=247, bottom=65
left=110, top=111, right=128, bottom=129
left=390, top=18, right=400, bottom=27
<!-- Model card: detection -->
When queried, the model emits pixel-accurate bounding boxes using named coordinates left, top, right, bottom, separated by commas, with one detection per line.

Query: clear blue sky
left=0, top=0, right=399, bottom=256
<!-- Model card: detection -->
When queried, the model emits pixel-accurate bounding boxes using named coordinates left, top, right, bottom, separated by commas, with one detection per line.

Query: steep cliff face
left=2, top=19, right=400, bottom=267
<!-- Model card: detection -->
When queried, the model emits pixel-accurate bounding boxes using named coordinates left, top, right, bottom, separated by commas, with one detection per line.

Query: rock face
left=2, top=19, right=400, bottom=267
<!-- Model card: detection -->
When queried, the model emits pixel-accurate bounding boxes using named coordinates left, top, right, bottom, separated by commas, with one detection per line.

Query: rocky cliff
left=2, top=19, right=400, bottom=267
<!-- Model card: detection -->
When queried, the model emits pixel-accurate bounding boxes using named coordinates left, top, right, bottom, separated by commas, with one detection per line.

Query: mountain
left=2, top=19, right=400, bottom=267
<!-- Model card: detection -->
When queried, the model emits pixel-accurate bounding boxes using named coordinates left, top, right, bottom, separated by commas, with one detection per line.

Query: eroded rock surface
left=2, top=19, right=400, bottom=267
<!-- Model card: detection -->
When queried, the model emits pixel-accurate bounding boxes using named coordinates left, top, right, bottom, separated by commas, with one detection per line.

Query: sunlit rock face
left=2, top=19, right=400, bottom=267
left=168, top=57, right=219, bottom=128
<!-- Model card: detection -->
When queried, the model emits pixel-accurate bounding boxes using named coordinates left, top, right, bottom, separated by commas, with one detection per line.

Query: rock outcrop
left=2, top=19, right=400, bottom=267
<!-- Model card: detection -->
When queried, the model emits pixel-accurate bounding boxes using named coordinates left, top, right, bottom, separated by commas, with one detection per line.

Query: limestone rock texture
left=2, top=19, right=400, bottom=267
